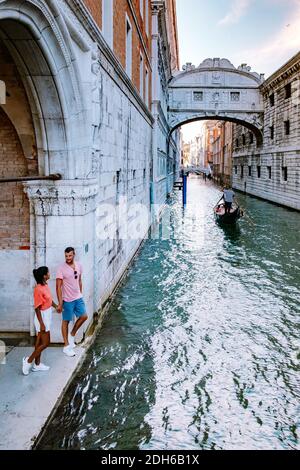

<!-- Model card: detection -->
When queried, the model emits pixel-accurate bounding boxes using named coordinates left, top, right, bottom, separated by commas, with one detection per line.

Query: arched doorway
left=0, top=107, right=31, bottom=331
left=0, top=0, right=91, bottom=337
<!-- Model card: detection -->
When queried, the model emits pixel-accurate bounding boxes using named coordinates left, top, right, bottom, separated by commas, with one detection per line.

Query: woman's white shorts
left=34, top=307, right=52, bottom=333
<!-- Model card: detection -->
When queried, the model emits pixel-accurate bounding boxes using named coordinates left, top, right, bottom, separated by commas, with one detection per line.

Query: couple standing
left=22, top=247, right=88, bottom=375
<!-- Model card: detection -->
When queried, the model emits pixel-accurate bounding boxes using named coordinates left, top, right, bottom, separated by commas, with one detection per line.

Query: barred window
left=284, top=120, right=290, bottom=136
left=231, top=92, right=240, bottom=102
left=282, top=167, right=288, bottom=181
left=257, top=166, right=261, bottom=178
left=285, top=83, right=292, bottom=99
left=193, top=91, right=203, bottom=101
left=267, top=166, right=272, bottom=179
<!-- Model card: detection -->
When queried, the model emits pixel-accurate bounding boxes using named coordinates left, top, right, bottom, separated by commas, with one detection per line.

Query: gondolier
left=223, top=185, right=235, bottom=214
left=214, top=188, right=243, bottom=225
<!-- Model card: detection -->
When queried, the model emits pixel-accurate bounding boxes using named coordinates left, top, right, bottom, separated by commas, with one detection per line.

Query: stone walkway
left=0, top=345, right=85, bottom=450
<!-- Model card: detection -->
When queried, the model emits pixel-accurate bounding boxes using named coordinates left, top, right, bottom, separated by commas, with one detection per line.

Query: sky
left=176, top=0, right=300, bottom=141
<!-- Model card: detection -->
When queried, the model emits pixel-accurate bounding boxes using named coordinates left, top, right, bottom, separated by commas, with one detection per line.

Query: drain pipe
left=0, top=174, right=62, bottom=183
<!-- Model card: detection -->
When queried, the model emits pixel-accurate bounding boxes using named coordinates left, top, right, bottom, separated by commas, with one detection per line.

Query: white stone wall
left=0, top=251, right=30, bottom=332
left=232, top=151, right=300, bottom=210
left=232, top=57, right=300, bottom=211
left=94, top=65, right=152, bottom=309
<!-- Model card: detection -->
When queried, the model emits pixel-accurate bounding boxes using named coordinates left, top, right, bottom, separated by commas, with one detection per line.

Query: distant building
left=182, top=141, right=191, bottom=167
left=204, top=121, right=216, bottom=170
left=203, top=121, right=233, bottom=182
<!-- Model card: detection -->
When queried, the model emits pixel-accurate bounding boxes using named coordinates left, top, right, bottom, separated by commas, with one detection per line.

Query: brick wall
left=84, top=0, right=102, bottom=29
left=0, top=108, right=30, bottom=249
left=84, top=0, right=152, bottom=106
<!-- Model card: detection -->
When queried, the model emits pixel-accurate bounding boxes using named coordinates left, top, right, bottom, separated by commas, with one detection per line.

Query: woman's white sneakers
left=32, top=363, right=50, bottom=372
left=22, top=338, right=77, bottom=374
left=63, top=345, right=76, bottom=357
left=22, top=357, right=32, bottom=375
left=22, top=357, right=51, bottom=375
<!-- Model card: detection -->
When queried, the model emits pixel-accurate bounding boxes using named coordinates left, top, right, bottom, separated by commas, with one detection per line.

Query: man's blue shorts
left=62, top=298, right=86, bottom=322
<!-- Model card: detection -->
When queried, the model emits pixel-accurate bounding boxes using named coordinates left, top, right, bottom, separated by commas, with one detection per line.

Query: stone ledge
left=0, top=345, right=86, bottom=450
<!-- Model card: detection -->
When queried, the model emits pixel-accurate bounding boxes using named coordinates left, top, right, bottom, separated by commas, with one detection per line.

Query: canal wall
left=232, top=150, right=300, bottom=211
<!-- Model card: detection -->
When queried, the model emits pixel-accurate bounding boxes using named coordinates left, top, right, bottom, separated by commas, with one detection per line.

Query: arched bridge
left=168, top=58, right=265, bottom=145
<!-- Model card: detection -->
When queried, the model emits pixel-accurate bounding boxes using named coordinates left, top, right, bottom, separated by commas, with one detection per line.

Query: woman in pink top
left=22, top=267, right=58, bottom=376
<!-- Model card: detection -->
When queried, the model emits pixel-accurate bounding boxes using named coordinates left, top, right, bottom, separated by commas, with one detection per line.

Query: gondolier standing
left=223, top=185, right=235, bottom=214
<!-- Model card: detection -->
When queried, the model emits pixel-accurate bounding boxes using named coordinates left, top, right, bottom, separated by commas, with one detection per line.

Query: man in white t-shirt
left=223, top=186, right=235, bottom=214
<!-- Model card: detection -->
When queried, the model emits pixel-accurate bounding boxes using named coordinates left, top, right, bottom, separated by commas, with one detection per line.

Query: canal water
left=38, top=177, right=300, bottom=450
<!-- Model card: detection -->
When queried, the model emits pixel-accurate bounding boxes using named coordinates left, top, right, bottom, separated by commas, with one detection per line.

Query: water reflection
left=38, top=177, right=300, bottom=450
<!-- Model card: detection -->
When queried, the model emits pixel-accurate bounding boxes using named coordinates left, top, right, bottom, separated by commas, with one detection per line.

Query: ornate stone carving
left=182, top=62, right=195, bottom=72
left=212, top=72, right=222, bottom=84
left=169, top=57, right=264, bottom=143
left=24, top=180, right=98, bottom=216
left=238, top=63, right=252, bottom=72
left=91, top=59, right=103, bottom=148
left=57, top=0, right=93, bottom=49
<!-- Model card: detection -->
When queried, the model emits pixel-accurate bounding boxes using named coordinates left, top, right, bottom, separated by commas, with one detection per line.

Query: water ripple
left=38, top=178, right=300, bottom=450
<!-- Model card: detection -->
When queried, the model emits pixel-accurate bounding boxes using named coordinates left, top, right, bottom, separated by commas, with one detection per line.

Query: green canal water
left=38, top=177, right=300, bottom=450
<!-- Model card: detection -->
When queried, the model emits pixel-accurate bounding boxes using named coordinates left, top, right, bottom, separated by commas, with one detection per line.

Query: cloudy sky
left=176, top=0, right=300, bottom=140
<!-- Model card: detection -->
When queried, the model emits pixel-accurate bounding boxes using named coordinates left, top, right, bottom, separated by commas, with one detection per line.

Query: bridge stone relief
left=168, top=58, right=265, bottom=144
left=0, top=79, right=5, bottom=104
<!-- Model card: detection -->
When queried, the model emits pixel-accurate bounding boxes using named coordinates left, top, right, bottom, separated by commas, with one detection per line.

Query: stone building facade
left=208, top=121, right=233, bottom=185
left=151, top=0, right=180, bottom=208
left=232, top=52, right=300, bottom=210
left=0, top=0, right=180, bottom=340
left=203, top=121, right=215, bottom=169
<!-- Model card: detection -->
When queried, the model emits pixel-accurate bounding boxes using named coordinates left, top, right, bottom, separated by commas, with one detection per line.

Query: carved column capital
left=151, top=0, right=165, bottom=14
left=24, top=179, right=99, bottom=216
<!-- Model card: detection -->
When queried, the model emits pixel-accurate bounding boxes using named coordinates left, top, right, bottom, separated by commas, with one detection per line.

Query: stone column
left=24, top=179, right=98, bottom=342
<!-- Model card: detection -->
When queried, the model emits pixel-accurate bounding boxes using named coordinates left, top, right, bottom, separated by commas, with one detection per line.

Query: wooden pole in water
left=182, top=173, right=187, bottom=206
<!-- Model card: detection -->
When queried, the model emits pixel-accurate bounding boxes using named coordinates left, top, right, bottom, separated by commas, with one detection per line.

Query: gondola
left=214, top=198, right=243, bottom=225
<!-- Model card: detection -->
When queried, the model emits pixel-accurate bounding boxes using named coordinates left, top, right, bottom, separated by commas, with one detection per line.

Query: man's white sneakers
left=68, top=333, right=76, bottom=349
left=63, top=346, right=76, bottom=357
left=22, top=357, right=32, bottom=375
left=32, top=363, right=50, bottom=372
